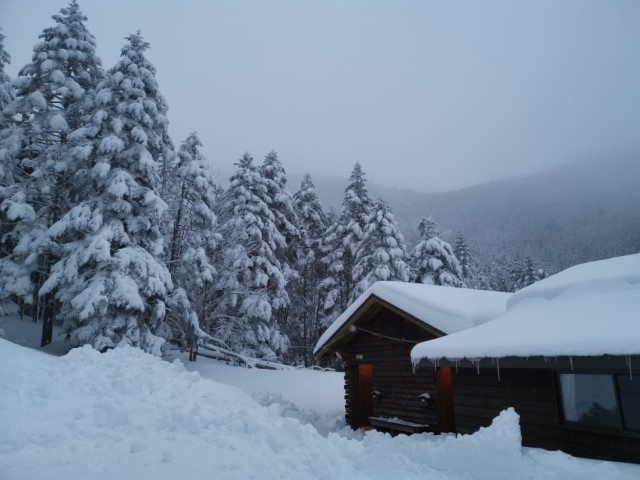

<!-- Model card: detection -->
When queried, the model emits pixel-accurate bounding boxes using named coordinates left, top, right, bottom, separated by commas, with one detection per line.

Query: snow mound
left=412, top=254, right=640, bottom=361
left=508, top=253, right=640, bottom=309
left=1, top=339, right=638, bottom=480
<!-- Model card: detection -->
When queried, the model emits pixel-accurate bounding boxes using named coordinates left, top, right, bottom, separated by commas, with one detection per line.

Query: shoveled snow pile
left=1, top=339, right=639, bottom=480
left=411, top=254, right=640, bottom=362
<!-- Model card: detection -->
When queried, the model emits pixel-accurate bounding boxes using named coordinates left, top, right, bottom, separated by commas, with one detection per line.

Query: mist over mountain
left=287, top=151, right=640, bottom=276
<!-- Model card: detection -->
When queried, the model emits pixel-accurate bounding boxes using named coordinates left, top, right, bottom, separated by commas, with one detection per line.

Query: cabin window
left=558, top=373, right=640, bottom=433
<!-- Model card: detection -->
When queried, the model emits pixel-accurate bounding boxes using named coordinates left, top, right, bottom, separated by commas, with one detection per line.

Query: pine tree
left=454, top=233, right=490, bottom=289
left=351, top=198, right=411, bottom=300
left=0, top=25, right=16, bottom=223
left=0, top=27, right=18, bottom=316
left=319, top=162, right=372, bottom=321
left=0, top=2, right=105, bottom=345
left=40, top=32, right=172, bottom=355
left=454, top=234, right=473, bottom=279
left=0, top=27, right=13, bottom=128
left=214, top=153, right=289, bottom=360
left=166, top=132, right=219, bottom=354
left=410, top=217, right=466, bottom=287
left=259, top=151, right=300, bottom=320
left=289, top=173, right=327, bottom=365
left=511, top=256, right=546, bottom=291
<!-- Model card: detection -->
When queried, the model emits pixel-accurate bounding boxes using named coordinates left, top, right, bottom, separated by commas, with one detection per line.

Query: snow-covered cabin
left=411, top=254, right=640, bottom=463
left=314, top=282, right=509, bottom=434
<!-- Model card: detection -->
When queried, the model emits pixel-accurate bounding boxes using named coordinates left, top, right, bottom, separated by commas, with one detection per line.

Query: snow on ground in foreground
left=172, top=352, right=345, bottom=435
left=1, top=339, right=639, bottom=480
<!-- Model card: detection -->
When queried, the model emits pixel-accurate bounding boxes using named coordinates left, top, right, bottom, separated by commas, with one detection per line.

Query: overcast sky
left=1, top=0, right=639, bottom=192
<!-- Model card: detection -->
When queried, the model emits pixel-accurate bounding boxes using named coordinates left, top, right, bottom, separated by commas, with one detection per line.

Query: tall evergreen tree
left=259, top=151, right=299, bottom=315
left=0, top=27, right=13, bottom=127
left=40, top=32, right=172, bottom=355
left=511, top=256, right=547, bottom=291
left=0, top=2, right=105, bottom=345
left=454, top=233, right=490, bottom=289
left=0, top=25, right=16, bottom=220
left=166, top=132, right=219, bottom=353
left=410, top=217, right=466, bottom=287
left=289, top=173, right=327, bottom=365
left=454, top=234, right=472, bottom=279
left=0, top=26, right=18, bottom=316
left=351, top=198, right=411, bottom=300
left=319, top=162, right=372, bottom=321
left=214, top=153, right=289, bottom=360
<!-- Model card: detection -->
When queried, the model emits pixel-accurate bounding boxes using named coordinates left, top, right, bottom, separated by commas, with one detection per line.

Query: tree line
left=0, top=2, right=546, bottom=365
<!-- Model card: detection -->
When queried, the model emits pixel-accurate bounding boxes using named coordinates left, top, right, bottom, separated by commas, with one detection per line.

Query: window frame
left=554, top=370, right=640, bottom=438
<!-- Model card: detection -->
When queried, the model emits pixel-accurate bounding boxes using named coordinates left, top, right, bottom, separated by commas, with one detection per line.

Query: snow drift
left=1, top=339, right=638, bottom=480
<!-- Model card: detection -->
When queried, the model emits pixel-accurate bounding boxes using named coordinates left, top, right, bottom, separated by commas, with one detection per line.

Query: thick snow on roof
left=411, top=254, right=640, bottom=362
left=314, top=282, right=510, bottom=355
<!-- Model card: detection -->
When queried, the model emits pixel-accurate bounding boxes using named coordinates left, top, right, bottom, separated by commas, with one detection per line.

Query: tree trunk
left=40, top=293, right=54, bottom=347
left=168, top=183, right=186, bottom=278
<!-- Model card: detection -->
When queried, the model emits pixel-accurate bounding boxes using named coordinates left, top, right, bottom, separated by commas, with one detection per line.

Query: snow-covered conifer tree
left=351, top=198, right=411, bottom=300
left=0, top=27, right=13, bottom=127
left=259, top=151, right=299, bottom=306
left=40, top=32, right=172, bottom=355
left=454, top=233, right=490, bottom=289
left=511, top=256, right=546, bottom=291
left=0, top=27, right=18, bottom=316
left=289, top=173, right=327, bottom=364
left=166, top=132, right=219, bottom=352
left=0, top=25, right=16, bottom=224
left=0, top=2, right=105, bottom=345
left=214, top=153, right=289, bottom=360
left=454, top=234, right=473, bottom=279
left=410, top=217, right=466, bottom=287
left=319, top=162, right=372, bottom=321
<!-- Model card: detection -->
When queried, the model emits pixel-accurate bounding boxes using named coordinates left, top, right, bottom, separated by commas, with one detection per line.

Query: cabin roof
left=411, top=254, right=640, bottom=363
left=314, top=282, right=510, bottom=357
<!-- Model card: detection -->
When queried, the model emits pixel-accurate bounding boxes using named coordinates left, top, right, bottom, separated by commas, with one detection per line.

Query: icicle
left=627, top=356, right=633, bottom=380
left=496, top=357, right=500, bottom=382
left=455, top=359, right=459, bottom=374
left=569, top=356, right=573, bottom=370
left=476, top=360, right=480, bottom=375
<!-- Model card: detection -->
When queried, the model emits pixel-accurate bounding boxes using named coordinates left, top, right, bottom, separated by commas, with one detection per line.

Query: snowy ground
left=1, top=334, right=639, bottom=480
left=170, top=351, right=345, bottom=436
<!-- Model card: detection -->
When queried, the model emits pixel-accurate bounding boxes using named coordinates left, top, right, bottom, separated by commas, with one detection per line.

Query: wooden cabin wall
left=342, top=309, right=440, bottom=431
left=452, top=367, right=640, bottom=464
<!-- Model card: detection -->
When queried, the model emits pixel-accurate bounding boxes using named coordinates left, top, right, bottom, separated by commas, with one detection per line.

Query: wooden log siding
left=451, top=367, right=640, bottom=464
left=342, top=308, right=441, bottom=432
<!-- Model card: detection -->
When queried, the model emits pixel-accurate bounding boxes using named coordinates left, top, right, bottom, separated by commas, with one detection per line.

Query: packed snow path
left=1, top=340, right=638, bottom=480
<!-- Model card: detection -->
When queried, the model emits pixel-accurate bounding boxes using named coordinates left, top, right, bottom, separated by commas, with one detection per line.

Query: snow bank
left=412, top=254, right=640, bottom=361
left=2, top=339, right=639, bottom=480
left=315, top=281, right=510, bottom=354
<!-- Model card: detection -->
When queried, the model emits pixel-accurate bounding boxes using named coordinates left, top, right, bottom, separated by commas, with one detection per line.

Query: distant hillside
left=289, top=151, right=640, bottom=276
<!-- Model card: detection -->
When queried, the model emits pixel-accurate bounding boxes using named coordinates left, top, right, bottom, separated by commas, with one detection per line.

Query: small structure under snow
left=411, top=254, right=640, bottom=464
left=314, top=282, right=509, bottom=434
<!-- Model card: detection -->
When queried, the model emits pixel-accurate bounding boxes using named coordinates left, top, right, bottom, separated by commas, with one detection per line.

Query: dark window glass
left=558, top=374, right=622, bottom=429
left=617, top=375, right=640, bottom=432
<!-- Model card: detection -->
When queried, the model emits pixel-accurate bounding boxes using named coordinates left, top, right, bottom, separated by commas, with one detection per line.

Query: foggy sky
left=1, top=0, right=639, bottom=192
